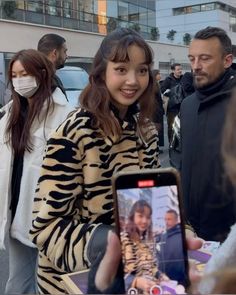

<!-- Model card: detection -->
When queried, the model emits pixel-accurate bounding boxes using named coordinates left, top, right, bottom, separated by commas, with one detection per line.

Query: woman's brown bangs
left=136, top=204, right=152, bottom=215
left=109, top=39, right=153, bottom=65
left=109, top=42, right=130, bottom=62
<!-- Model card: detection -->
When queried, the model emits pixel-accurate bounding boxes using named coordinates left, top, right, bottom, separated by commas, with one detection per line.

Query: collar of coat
left=196, top=68, right=236, bottom=103
left=101, top=102, right=154, bottom=147
left=51, top=87, right=68, bottom=106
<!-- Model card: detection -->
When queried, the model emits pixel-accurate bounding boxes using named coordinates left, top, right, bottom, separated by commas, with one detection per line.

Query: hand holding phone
left=112, top=168, right=189, bottom=295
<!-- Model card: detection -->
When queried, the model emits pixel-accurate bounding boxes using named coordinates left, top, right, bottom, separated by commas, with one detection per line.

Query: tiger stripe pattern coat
left=30, top=107, right=160, bottom=294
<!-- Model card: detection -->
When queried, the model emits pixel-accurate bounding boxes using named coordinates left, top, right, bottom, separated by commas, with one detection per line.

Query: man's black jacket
left=161, top=73, right=182, bottom=113
left=180, top=68, right=236, bottom=242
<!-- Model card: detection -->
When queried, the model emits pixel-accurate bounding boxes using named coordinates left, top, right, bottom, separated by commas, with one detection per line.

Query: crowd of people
left=0, top=25, right=236, bottom=294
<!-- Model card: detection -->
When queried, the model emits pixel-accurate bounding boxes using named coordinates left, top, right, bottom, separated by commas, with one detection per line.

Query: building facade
left=0, top=0, right=192, bottom=105
left=1, top=0, right=158, bottom=40
left=156, top=0, right=236, bottom=46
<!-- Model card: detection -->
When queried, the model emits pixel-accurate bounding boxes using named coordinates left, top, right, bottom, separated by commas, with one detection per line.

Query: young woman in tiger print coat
left=121, top=200, right=165, bottom=294
left=30, top=28, right=160, bottom=294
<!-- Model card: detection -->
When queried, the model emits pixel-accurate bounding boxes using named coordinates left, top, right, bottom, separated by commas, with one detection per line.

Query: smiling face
left=104, top=44, right=149, bottom=119
left=134, top=205, right=151, bottom=234
left=188, top=37, right=233, bottom=89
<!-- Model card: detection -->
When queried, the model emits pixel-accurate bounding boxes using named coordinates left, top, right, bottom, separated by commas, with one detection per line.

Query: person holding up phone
left=29, top=27, right=160, bottom=294
left=121, top=200, right=168, bottom=294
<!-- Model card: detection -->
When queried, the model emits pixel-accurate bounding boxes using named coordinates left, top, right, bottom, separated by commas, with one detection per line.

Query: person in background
left=197, top=85, right=236, bottom=294
left=168, top=71, right=195, bottom=170
left=180, top=71, right=195, bottom=97
left=29, top=28, right=160, bottom=294
left=156, top=210, right=186, bottom=284
left=37, top=33, right=68, bottom=96
left=0, top=49, right=74, bottom=294
left=180, top=26, right=236, bottom=242
left=161, top=63, right=183, bottom=142
left=153, top=69, right=165, bottom=151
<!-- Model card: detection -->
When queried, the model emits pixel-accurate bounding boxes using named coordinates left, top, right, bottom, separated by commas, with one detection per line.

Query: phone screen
left=113, top=169, right=189, bottom=295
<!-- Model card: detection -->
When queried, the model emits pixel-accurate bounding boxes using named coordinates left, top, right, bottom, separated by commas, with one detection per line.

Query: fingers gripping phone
left=112, top=168, right=189, bottom=295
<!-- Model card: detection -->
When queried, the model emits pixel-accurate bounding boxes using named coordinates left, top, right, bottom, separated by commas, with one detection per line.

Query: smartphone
left=112, top=168, right=189, bottom=295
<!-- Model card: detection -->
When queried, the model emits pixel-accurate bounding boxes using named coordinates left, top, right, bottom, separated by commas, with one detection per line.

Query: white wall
left=0, top=19, right=190, bottom=72
left=0, top=20, right=102, bottom=57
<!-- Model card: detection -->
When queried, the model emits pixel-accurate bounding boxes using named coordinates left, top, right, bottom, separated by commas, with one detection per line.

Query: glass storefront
left=0, top=0, right=158, bottom=40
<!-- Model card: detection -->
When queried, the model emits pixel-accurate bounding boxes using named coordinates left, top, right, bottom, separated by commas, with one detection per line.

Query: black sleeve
left=87, top=225, right=125, bottom=294
left=180, top=72, right=194, bottom=96
left=160, top=77, right=171, bottom=94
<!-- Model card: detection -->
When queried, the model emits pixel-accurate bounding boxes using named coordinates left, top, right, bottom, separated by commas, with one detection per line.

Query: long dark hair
left=80, top=28, right=156, bottom=139
left=5, top=49, right=54, bottom=156
left=125, top=199, right=153, bottom=242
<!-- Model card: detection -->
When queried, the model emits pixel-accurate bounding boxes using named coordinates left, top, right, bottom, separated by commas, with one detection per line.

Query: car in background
left=56, top=66, right=89, bottom=107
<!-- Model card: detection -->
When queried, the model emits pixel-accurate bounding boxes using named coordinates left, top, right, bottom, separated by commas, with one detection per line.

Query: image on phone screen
left=115, top=180, right=188, bottom=295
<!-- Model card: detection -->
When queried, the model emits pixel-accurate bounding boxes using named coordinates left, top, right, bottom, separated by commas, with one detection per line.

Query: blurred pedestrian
left=37, top=33, right=68, bottom=96
left=168, top=71, right=195, bottom=170
left=153, top=69, right=165, bottom=150
left=161, top=63, right=183, bottom=142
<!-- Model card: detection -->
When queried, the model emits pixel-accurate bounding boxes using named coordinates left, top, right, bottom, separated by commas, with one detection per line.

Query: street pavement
left=0, top=119, right=171, bottom=294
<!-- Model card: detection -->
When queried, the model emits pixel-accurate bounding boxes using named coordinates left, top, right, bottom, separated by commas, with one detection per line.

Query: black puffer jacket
left=161, top=73, right=182, bottom=113
left=180, top=68, right=236, bottom=242
left=157, top=224, right=187, bottom=285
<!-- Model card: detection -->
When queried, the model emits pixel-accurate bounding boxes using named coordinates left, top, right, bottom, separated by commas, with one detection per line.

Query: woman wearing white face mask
left=0, top=49, right=74, bottom=294
left=12, top=75, right=39, bottom=99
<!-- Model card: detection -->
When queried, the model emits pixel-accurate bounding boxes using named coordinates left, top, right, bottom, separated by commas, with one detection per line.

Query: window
left=174, top=3, right=219, bottom=15
left=139, top=0, right=147, bottom=9
left=147, top=0, right=155, bottom=10
left=25, top=0, right=43, bottom=12
left=129, top=4, right=139, bottom=22
left=127, top=0, right=138, bottom=5
left=230, top=15, right=236, bottom=25
left=139, top=6, right=147, bottom=25
left=45, top=0, right=62, bottom=16
left=147, top=9, right=155, bottom=27
left=201, top=3, right=215, bottom=11
left=16, top=0, right=25, bottom=10
left=191, top=5, right=200, bottom=13
left=63, top=0, right=73, bottom=18
left=174, top=8, right=184, bottom=16
left=118, top=1, right=128, bottom=21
